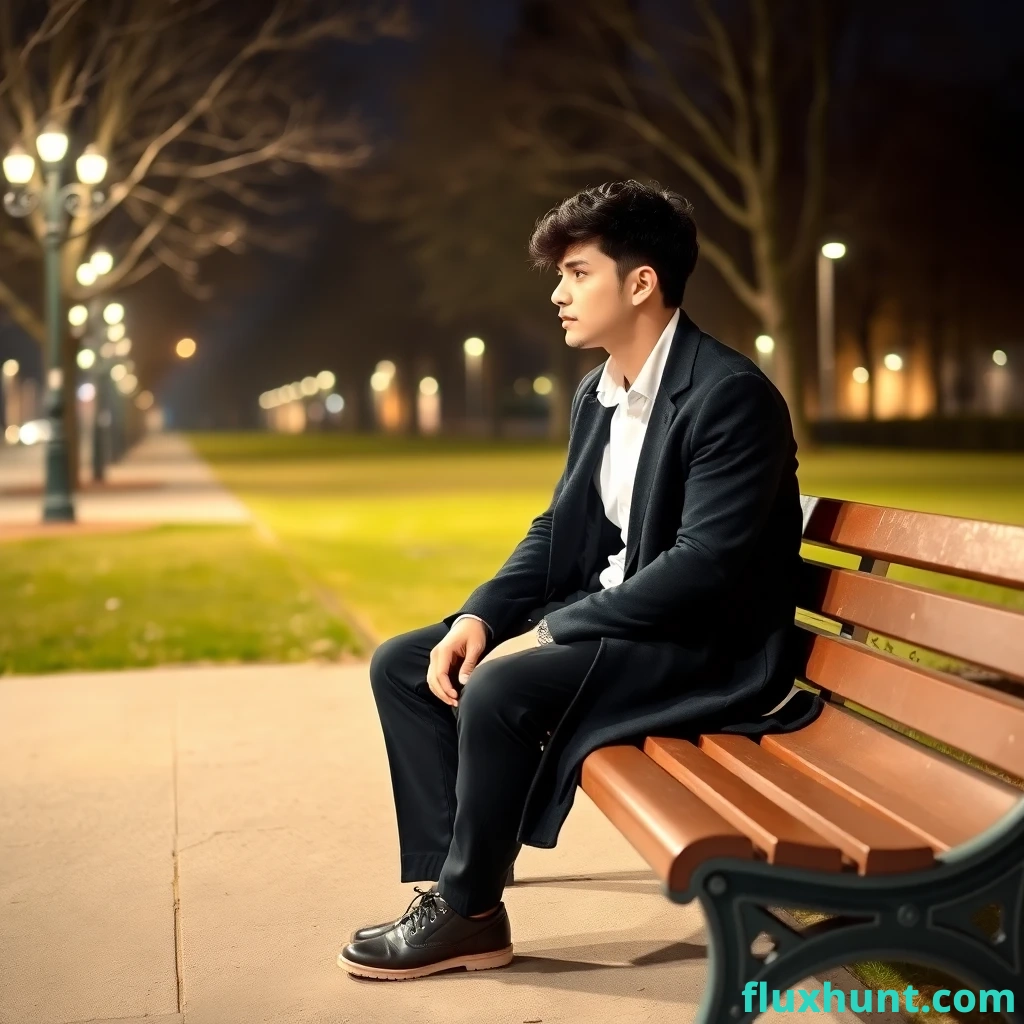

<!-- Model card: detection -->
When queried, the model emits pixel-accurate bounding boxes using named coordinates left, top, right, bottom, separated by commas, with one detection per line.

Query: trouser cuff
left=400, top=850, right=449, bottom=884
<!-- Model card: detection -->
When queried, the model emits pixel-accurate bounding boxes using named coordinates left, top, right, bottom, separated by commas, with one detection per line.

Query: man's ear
left=630, top=265, right=658, bottom=305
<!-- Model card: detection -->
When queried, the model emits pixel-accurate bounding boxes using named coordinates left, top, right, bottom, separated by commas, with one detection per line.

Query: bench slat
left=801, top=633, right=1024, bottom=779
left=802, top=497, right=1024, bottom=588
left=698, top=734, right=935, bottom=875
left=761, top=704, right=1022, bottom=851
left=644, top=737, right=844, bottom=872
left=801, top=564, right=1024, bottom=683
left=579, top=745, right=753, bottom=891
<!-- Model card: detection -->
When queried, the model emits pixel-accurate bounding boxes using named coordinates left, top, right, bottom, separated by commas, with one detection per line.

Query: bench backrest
left=795, top=496, right=1024, bottom=792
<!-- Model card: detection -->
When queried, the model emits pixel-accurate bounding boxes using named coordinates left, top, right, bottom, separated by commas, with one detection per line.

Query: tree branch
left=559, top=93, right=752, bottom=226
left=697, top=232, right=764, bottom=317
left=783, top=1, right=830, bottom=281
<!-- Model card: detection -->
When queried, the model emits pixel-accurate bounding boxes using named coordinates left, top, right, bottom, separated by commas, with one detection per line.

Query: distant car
left=17, top=419, right=52, bottom=445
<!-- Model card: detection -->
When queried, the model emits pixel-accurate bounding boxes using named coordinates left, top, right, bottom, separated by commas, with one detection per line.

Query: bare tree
left=0, top=0, right=407, bottom=477
left=500, top=0, right=832, bottom=443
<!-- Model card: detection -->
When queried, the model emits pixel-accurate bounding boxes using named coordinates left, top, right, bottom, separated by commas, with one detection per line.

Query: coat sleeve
left=542, top=371, right=790, bottom=644
left=441, top=376, right=589, bottom=641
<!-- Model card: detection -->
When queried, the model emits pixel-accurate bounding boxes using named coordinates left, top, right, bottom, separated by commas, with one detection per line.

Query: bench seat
left=578, top=495, right=1024, bottom=1024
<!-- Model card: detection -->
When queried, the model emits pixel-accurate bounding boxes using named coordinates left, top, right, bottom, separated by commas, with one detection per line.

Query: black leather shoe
left=338, top=888, right=513, bottom=980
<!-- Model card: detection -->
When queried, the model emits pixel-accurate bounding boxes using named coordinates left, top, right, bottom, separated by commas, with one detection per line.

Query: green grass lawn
left=0, top=524, right=357, bottom=675
left=188, top=433, right=1024, bottom=645
left=3, top=435, right=1021, bottom=676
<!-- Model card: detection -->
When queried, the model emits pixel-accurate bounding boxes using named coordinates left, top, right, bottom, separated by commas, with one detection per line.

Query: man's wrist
left=536, top=618, right=555, bottom=645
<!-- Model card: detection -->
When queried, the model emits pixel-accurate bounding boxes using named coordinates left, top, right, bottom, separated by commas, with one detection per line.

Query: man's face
left=550, top=241, right=648, bottom=350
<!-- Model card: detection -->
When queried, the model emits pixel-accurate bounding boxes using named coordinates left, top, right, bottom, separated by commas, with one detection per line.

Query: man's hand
left=427, top=618, right=489, bottom=708
left=430, top=622, right=543, bottom=707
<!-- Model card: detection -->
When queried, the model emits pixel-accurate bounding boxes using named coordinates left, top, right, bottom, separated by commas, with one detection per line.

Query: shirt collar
left=595, top=307, right=680, bottom=408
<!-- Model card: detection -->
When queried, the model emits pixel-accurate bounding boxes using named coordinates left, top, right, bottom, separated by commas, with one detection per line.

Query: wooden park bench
left=576, top=495, right=1024, bottom=1023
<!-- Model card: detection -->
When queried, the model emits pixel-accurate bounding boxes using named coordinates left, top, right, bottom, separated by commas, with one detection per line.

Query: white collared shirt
left=592, top=307, right=679, bottom=589
left=454, top=307, right=680, bottom=638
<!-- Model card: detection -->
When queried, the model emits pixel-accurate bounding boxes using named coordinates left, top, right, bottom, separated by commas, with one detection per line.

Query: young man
left=338, top=180, right=810, bottom=981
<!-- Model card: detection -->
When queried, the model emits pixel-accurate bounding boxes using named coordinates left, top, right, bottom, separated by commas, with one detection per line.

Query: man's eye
left=574, top=270, right=585, bottom=279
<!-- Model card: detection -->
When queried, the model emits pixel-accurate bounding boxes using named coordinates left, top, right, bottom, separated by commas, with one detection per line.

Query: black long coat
left=443, top=310, right=823, bottom=849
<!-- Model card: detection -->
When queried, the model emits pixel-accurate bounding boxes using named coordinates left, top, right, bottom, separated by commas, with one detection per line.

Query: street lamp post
left=816, top=241, right=846, bottom=420
left=2, top=127, right=108, bottom=521
left=463, top=336, right=485, bottom=430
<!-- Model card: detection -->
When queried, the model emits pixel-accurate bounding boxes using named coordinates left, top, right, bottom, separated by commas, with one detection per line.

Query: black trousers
left=367, top=598, right=603, bottom=918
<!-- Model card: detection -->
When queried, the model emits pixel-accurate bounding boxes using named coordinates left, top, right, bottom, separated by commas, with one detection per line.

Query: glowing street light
left=75, top=145, right=108, bottom=186
left=35, top=122, right=69, bottom=165
left=884, top=353, right=903, bottom=372
left=68, top=304, right=89, bottom=327
left=76, top=262, right=98, bottom=287
left=103, top=302, right=125, bottom=325
left=852, top=366, right=870, bottom=384
left=90, top=248, right=114, bottom=275
left=77, top=349, right=96, bottom=370
left=2, top=143, right=34, bottom=185
left=176, top=337, right=196, bottom=359
left=316, top=370, right=336, bottom=391
left=533, top=376, right=553, bottom=396
left=993, top=349, right=1008, bottom=367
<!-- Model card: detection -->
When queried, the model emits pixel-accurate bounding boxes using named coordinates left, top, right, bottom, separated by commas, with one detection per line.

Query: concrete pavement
left=0, top=432, right=250, bottom=527
left=0, top=662, right=885, bottom=1024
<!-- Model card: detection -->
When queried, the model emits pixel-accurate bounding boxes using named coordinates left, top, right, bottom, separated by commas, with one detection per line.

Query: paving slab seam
left=172, top=683, right=183, bottom=1015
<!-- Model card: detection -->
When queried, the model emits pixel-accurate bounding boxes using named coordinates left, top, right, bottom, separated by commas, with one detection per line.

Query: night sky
left=1, top=1, right=1021, bottom=429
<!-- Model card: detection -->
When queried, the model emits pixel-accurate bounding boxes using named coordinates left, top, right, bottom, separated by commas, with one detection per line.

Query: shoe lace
left=398, top=885, right=448, bottom=934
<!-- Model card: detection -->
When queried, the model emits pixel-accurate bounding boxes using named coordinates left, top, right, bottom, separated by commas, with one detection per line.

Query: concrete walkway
left=0, top=662, right=886, bottom=1024
left=0, top=432, right=250, bottom=527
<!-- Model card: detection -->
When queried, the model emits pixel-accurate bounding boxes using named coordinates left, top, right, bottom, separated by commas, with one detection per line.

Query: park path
left=1, top=436, right=879, bottom=1023
left=0, top=432, right=251, bottom=530
left=0, top=662, right=882, bottom=1024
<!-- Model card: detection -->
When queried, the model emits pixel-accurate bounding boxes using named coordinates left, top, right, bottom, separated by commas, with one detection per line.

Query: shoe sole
left=338, top=944, right=514, bottom=980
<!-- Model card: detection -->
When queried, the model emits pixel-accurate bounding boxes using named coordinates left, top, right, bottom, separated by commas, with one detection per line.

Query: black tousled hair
left=528, top=179, right=699, bottom=308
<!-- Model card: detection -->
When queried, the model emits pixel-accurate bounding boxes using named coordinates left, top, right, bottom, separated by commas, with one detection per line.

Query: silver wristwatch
left=536, top=618, right=555, bottom=645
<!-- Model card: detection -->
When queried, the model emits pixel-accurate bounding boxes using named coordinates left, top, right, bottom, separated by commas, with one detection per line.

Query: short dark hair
left=528, top=179, right=699, bottom=307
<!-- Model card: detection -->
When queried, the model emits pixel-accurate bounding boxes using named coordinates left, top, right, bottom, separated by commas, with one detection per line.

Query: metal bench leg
left=667, top=800, right=1024, bottom=1024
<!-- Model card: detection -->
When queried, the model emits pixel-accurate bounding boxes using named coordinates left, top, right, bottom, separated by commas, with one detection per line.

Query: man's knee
left=456, top=660, right=512, bottom=723
left=368, top=631, right=417, bottom=693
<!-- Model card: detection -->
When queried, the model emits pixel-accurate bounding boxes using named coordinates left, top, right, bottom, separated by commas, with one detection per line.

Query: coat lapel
left=548, top=392, right=614, bottom=591
left=621, top=310, right=702, bottom=578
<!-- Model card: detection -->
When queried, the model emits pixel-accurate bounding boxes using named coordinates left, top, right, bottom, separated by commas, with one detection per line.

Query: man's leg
left=368, top=622, right=460, bottom=884
left=435, top=639, right=602, bottom=918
